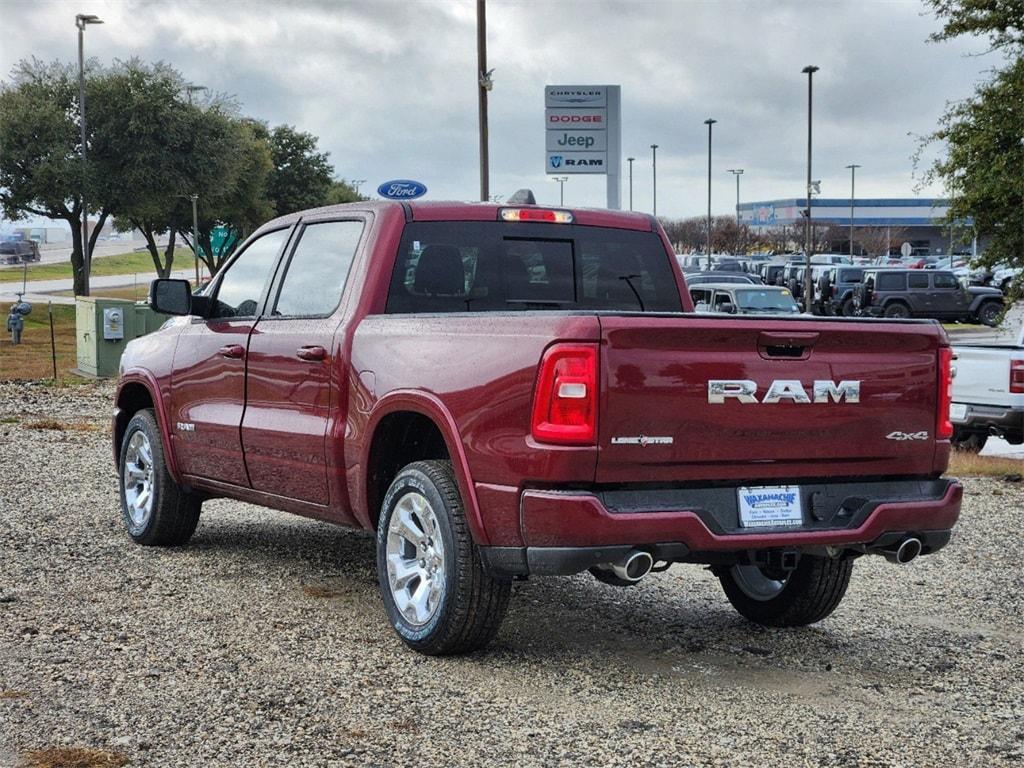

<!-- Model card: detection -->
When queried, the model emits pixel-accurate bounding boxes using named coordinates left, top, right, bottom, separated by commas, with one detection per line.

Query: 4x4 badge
left=886, top=431, right=929, bottom=441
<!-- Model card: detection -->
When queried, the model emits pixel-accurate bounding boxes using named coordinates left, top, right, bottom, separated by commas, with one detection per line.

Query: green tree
left=254, top=123, right=334, bottom=216
left=921, top=0, right=1024, bottom=271
left=324, top=178, right=364, bottom=205
left=0, top=59, right=111, bottom=295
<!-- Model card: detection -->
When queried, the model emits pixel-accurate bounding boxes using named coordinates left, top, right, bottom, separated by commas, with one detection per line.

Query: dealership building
left=737, top=198, right=981, bottom=257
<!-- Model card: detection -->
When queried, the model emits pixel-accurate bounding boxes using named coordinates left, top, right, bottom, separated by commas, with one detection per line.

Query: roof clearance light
left=500, top=208, right=573, bottom=224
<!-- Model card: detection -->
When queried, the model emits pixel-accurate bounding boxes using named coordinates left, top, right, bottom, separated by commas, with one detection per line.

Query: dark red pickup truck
left=113, top=200, right=962, bottom=655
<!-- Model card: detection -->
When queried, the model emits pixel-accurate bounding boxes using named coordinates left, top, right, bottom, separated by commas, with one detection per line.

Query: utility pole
left=802, top=65, right=819, bottom=313
left=705, top=119, right=716, bottom=268
left=651, top=144, right=659, bottom=218
left=191, top=194, right=200, bottom=285
left=76, top=13, right=103, bottom=296
left=476, top=0, right=490, bottom=202
left=846, top=164, right=861, bottom=258
left=552, top=176, right=568, bottom=206
left=627, top=157, right=635, bottom=211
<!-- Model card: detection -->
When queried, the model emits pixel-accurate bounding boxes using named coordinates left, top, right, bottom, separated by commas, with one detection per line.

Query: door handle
left=296, top=345, right=327, bottom=361
left=218, top=344, right=245, bottom=359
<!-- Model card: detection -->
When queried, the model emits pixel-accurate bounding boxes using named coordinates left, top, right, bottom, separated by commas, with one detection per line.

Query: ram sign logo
left=708, top=380, right=861, bottom=404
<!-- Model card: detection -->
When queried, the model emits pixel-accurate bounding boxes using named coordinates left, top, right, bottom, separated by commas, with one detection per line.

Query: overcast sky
left=0, top=0, right=1003, bottom=220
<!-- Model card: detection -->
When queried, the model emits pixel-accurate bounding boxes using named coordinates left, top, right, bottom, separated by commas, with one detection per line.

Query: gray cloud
left=1, top=0, right=999, bottom=219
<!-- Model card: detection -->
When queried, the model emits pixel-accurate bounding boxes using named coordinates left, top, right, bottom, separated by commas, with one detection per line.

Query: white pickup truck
left=951, top=319, right=1024, bottom=452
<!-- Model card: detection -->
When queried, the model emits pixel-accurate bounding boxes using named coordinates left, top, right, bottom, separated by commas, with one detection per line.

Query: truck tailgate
left=597, top=316, right=944, bottom=483
left=952, top=344, right=1024, bottom=408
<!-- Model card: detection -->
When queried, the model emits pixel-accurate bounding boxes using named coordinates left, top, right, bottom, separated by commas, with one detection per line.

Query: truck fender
left=968, top=294, right=999, bottom=313
left=114, top=370, right=183, bottom=484
left=361, top=390, right=490, bottom=546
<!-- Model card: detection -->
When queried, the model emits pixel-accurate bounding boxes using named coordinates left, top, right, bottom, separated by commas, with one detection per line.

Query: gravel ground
left=1, top=381, right=1022, bottom=767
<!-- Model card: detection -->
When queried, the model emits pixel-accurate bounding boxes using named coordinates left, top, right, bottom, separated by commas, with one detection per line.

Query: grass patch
left=52, top=285, right=148, bottom=301
left=0, top=303, right=77, bottom=381
left=0, top=689, right=28, bottom=699
left=19, top=747, right=128, bottom=768
left=22, top=418, right=100, bottom=432
left=941, top=322, right=990, bottom=331
left=0, top=250, right=161, bottom=284
left=0, top=415, right=19, bottom=424
left=949, top=451, right=1024, bottom=479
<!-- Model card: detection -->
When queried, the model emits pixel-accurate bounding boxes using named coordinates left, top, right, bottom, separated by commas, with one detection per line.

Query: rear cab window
left=385, top=222, right=682, bottom=313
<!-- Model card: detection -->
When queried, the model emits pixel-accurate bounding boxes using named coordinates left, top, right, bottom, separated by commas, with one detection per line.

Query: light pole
left=802, top=64, right=819, bottom=313
left=76, top=12, right=103, bottom=296
left=476, top=0, right=492, bottom=202
left=727, top=169, right=744, bottom=225
left=627, top=157, right=635, bottom=211
left=352, top=179, right=367, bottom=198
left=190, top=194, right=201, bottom=286
left=650, top=144, right=658, bottom=217
left=551, top=176, right=568, bottom=206
left=704, top=119, right=716, bottom=268
left=845, top=164, right=860, bottom=258
left=184, top=83, right=207, bottom=105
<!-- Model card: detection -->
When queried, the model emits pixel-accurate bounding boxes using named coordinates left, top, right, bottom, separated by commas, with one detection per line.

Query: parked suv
left=690, top=283, right=800, bottom=315
left=818, top=266, right=864, bottom=317
left=113, top=200, right=962, bottom=655
left=854, top=269, right=1003, bottom=325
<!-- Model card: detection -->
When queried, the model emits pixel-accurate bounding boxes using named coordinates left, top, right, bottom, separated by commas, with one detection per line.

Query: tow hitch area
left=752, top=548, right=801, bottom=577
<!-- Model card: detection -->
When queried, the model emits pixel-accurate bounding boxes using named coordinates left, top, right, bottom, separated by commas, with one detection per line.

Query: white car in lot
left=951, top=321, right=1024, bottom=451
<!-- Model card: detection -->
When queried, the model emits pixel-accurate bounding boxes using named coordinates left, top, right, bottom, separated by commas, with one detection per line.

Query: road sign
left=544, top=84, right=621, bottom=209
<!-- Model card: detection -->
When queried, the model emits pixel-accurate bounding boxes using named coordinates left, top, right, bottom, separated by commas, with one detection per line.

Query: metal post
left=802, top=65, right=819, bottom=312
left=48, top=302, right=57, bottom=382
left=650, top=144, right=658, bottom=217
left=627, top=157, right=635, bottom=211
left=846, top=164, right=860, bottom=258
left=728, top=169, right=744, bottom=225
left=191, top=194, right=200, bottom=285
left=75, top=14, right=102, bottom=296
left=476, top=0, right=489, bottom=202
left=705, top=119, right=716, bottom=268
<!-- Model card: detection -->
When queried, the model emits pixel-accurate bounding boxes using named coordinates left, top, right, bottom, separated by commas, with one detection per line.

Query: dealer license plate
left=950, top=403, right=968, bottom=422
left=737, top=485, right=804, bottom=528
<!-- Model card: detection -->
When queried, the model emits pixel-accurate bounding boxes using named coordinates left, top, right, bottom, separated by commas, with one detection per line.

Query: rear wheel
left=840, top=298, right=857, bottom=317
left=118, top=409, right=201, bottom=546
left=377, top=460, right=510, bottom=655
left=977, top=301, right=1002, bottom=327
left=717, top=555, right=854, bottom=627
left=883, top=302, right=911, bottom=319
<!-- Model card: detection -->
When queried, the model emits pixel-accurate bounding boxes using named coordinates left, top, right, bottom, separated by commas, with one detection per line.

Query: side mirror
left=150, top=279, right=193, bottom=316
left=720, top=302, right=737, bottom=314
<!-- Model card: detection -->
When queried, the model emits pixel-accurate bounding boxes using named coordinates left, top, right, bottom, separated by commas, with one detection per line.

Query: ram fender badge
left=176, top=421, right=196, bottom=432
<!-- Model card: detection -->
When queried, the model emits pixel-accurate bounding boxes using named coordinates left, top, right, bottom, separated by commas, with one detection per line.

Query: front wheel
left=118, top=409, right=201, bottom=546
left=717, top=555, right=854, bottom=627
left=883, top=302, right=911, bottom=319
left=377, top=460, right=510, bottom=655
left=977, top=301, right=1002, bottom=327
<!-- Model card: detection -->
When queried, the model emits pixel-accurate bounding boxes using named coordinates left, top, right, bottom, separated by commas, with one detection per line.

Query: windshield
left=734, top=288, right=800, bottom=313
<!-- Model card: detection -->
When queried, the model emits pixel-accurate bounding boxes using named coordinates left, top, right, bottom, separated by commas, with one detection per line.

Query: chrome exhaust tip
left=610, top=550, right=654, bottom=582
left=884, top=537, right=922, bottom=565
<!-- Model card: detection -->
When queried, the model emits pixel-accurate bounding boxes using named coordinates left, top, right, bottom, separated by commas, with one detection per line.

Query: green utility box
left=75, top=297, right=162, bottom=378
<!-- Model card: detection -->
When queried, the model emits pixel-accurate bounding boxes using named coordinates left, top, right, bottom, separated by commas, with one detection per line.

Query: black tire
left=840, top=298, right=857, bottom=317
left=118, top=409, right=201, bottom=546
left=588, top=566, right=639, bottom=587
left=883, top=302, right=911, bottom=319
left=717, top=555, right=854, bottom=627
left=977, top=301, right=1002, bottom=327
left=952, top=431, right=988, bottom=453
left=376, top=460, right=510, bottom=655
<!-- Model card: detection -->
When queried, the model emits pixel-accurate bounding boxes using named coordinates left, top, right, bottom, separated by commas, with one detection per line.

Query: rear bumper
left=480, top=478, right=962, bottom=577
left=952, top=403, right=1024, bottom=439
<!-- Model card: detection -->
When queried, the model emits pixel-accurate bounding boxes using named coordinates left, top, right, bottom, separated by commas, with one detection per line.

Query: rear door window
left=272, top=220, right=364, bottom=317
left=385, top=222, right=682, bottom=313
left=908, top=272, right=929, bottom=289
left=933, top=273, right=959, bottom=289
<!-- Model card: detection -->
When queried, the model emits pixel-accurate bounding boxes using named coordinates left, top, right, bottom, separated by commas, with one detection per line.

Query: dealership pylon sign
left=544, top=85, right=621, bottom=210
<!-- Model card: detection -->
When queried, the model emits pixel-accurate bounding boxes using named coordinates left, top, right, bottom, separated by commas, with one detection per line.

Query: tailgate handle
left=757, top=332, right=819, bottom=360
left=218, top=344, right=245, bottom=359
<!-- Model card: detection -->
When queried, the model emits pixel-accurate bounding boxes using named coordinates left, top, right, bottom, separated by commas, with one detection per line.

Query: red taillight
left=1011, top=360, right=1024, bottom=394
left=937, top=347, right=954, bottom=440
left=531, top=343, right=598, bottom=445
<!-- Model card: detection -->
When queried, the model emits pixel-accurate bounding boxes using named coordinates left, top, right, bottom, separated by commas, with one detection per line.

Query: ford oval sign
left=377, top=180, right=427, bottom=200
